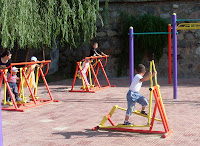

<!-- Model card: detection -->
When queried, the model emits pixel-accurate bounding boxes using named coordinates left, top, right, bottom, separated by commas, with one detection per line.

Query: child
left=6, top=67, right=21, bottom=105
left=89, top=42, right=107, bottom=57
left=80, top=59, right=91, bottom=86
left=123, top=64, right=156, bottom=125
left=24, top=56, right=43, bottom=98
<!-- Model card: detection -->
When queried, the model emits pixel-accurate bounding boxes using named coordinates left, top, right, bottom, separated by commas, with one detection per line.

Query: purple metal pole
left=129, top=27, right=134, bottom=84
left=0, top=73, right=3, bottom=145
left=172, top=13, right=178, bottom=99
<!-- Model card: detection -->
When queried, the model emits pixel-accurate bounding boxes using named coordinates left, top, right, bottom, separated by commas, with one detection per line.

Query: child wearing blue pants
left=124, top=64, right=156, bottom=125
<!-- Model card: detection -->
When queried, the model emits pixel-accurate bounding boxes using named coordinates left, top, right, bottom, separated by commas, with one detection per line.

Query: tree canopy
left=0, top=0, right=102, bottom=49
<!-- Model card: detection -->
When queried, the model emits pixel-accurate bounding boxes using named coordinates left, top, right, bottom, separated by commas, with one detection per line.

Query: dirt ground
left=1, top=77, right=200, bottom=146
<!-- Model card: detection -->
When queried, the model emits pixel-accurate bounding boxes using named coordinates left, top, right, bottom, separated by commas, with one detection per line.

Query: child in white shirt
left=123, top=64, right=156, bottom=125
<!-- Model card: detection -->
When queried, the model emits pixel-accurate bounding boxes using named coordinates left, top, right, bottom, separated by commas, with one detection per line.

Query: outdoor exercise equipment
left=69, top=55, right=115, bottom=93
left=92, top=60, right=173, bottom=138
left=1, top=60, right=59, bottom=112
left=129, top=28, right=173, bottom=85
left=18, top=66, right=40, bottom=103
left=129, top=13, right=200, bottom=99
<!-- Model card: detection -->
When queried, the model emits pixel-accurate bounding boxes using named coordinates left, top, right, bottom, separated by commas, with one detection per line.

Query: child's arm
left=101, top=52, right=107, bottom=56
left=95, top=52, right=102, bottom=56
left=140, top=71, right=157, bottom=82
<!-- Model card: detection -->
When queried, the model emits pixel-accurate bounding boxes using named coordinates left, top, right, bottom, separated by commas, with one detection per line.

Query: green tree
left=0, top=0, right=102, bottom=52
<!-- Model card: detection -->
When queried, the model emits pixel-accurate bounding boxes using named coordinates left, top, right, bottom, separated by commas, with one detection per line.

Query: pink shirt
left=7, top=73, right=19, bottom=83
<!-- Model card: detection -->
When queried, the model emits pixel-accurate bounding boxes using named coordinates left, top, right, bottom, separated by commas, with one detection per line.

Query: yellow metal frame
left=177, top=23, right=200, bottom=30
left=99, top=105, right=162, bottom=128
left=19, top=68, right=27, bottom=103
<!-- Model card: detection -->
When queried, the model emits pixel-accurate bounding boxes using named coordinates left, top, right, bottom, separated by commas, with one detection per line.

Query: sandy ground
left=1, top=77, right=200, bottom=146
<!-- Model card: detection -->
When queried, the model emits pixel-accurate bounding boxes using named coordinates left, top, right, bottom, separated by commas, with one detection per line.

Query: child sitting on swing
left=123, top=64, right=156, bottom=125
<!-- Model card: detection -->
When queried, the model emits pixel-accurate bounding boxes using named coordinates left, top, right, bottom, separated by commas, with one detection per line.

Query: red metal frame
left=1, top=60, right=59, bottom=112
left=92, top=85, right=173, bottom=138
left=69, top=56, right=115, bottom=93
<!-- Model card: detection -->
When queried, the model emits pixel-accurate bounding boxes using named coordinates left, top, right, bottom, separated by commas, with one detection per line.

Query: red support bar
left=39, top=68, right=54, bottom=101
left=107, top=116, right=115, bottom=126
left=70, top=63, right=79, bottom=91
left=99, top=61, right=111, bottom=86
left=90, top=64, right=101, bottom=88
left=93, top=63, right=100, bottom=86
left=44, top=63, right=49, bottom=77
left=149, top=103, right=158, bottom=131
left=168, top=24, right=172, bottom=84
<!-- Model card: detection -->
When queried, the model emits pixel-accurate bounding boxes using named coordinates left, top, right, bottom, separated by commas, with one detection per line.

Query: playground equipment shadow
left=2, top=77, right=200, bottom=146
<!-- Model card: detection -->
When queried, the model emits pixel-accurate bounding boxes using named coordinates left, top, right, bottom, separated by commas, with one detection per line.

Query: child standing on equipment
left=6, top=67, right=21, bottom=105
left=89, top=42, right=107, bottom=57
left=24, top=56, right=43, bottom=96
left=123, top=64, right=156, bottom=125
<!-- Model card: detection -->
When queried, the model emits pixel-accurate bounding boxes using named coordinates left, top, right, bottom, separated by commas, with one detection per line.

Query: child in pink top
left=6, top=67, right=21, bottom=103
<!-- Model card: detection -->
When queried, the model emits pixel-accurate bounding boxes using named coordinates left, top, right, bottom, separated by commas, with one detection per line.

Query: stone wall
left=60, top=0, right=200, bottom=78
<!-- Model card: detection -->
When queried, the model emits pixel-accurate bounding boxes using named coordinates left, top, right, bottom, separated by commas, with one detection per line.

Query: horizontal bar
left=85, top=55, right=109, bottom=60
left=177, top=19, right=200, bottom=22
left=10, top=60, right=51, bottom=66
left=99, top=124, right=151, bottom=128
left=128, top=32, right=178, bottom=35
left=99, top=127, right=166, bottom=134
left=133, top=32, right=172, bottom=35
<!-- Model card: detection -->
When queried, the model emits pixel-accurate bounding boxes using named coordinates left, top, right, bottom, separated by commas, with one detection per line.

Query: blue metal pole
left=172, top=13, right=178, bottom=99
left=129, top=27, right=134, bottom=84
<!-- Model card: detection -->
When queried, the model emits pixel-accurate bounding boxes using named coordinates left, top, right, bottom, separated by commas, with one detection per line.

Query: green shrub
left=117, top=12, right=168, bottom=76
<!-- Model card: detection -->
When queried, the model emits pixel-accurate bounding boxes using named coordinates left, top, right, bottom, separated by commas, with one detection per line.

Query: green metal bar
left=132, top=32, right=172, bottom=35
left=177, top=19, right=200, bottom=22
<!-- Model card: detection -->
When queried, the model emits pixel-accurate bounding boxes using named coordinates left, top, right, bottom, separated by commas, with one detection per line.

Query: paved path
left=1, top=77, right=200, bottom=146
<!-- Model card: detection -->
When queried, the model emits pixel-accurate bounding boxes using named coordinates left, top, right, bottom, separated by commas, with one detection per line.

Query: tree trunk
left=43, top=46, right=45, bottom=60
left=13, top=45, right=19, bottom=63
left=25, top=48, right=30, bottom=62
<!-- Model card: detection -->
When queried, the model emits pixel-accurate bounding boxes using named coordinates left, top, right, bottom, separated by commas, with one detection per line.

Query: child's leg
left=6, top=83, right=12, bottom=102
left=124, top=90, right=136, bottom=124
left=136, top=93, right=148, bottom=114
left=13, top=84, right=20, bottom=101
left=125, top=115, right=130, bottom=121
left=6, top=89, right=11, bottom=102
left=82, top=73, right=90, bottom=86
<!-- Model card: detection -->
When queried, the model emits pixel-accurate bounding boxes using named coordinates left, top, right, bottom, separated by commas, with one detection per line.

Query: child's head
left=1, top=49, right=12, bottom=60
left=93, top=42, right=98, bottom=49
left=135, top=64, right=146, bottom=75
left=12, top=67, right=18, bottom=75
left=31, top=56, right=37, bottom=62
